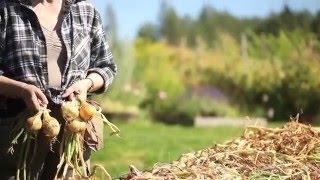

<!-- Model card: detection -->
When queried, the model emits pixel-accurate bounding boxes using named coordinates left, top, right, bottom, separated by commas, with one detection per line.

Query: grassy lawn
left=91, top=118, right=245, bottom=178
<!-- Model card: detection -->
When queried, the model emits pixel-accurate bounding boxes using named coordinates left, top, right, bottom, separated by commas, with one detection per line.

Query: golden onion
left=42, top=110, right=61, bottom=138
left=26, top=111, right=43, bottom=132
left=66, top=120, right=87, bottom=133
left=78, top=98, right=97, bottom=121
left=62, top=100, right=80, bottom=121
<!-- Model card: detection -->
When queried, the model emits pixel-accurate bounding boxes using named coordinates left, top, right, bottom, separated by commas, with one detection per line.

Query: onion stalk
left=8, top=108, right=61, bottom=180
left=56, top=96, right=119, bottom=179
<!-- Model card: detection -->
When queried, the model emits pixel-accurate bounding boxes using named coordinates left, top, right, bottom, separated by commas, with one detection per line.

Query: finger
left=78, top=91, right=87, bottom=101
left=62, top=87, right=74, bottom=98
left=69, top=93, right=75, bottom=101
left=30, top=94, right=41, bottom=111
left=39, top=100, right=48, bottom=109
left=35, top=88, right=48, bottom=105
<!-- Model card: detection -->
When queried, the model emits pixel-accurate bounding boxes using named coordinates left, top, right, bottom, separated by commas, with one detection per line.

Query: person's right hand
left=20, top=84, right=48, bottom=112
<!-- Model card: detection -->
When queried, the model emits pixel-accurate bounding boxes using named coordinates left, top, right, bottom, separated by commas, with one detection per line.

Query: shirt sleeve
left=0, top=7, right=6, bottom=76
left=87, top=8, right=117, bottom=94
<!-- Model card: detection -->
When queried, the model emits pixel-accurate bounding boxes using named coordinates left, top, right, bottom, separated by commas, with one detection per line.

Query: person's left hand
left=62, top=79, right=93, bottom=100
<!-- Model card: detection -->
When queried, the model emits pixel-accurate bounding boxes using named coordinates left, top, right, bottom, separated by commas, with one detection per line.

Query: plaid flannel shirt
left=0, top=0, right=117, bottom=118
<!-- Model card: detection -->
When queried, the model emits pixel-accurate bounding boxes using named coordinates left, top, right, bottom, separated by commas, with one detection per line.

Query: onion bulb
left=26, top=111, right=43, bottom=132
left=66, top=120, right=87, bottom=133
left=42, top=110, right=61, bottom=138
left=78, top=98, right=97, bottom=121
left=62, top=100, right=80, bottom=121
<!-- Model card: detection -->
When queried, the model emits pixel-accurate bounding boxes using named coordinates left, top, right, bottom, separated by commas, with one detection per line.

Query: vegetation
left=122, top=121, right=320, bottom=179
left=138, top=2, right=320, bottom=47
left=92, top=118, right=245, bottom=178
left=132, top=31, right=320, bottom=123
left=103, top=2, right=320, bottom=124
left=89, top=2, right=320, bottom=179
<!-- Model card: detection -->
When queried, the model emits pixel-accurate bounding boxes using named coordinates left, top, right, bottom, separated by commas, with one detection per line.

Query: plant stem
left=12, top=128, right=25, bottom=145
left=29, top=133, right=38, bottom=177
left=16, top=132, right=28, bottom=180
left=76, top=134, right=88, bottom=177
left=23, top=135, right=31, bottom=180
left=55, top=153, right=65, bottom=179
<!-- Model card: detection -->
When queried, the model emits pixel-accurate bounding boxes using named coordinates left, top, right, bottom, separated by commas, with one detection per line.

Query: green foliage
left=248, top=30, right=316, bottom=60
left=311, top=10, right=320, bottom=40
left=97, top=41, right=143, bottom=107
left=134, top=39, right=184, bottom=97
left=149, top=97, right=199, bottom=126
left=132, top=38, right=245, bottom=125
left=197, top=6, right=217, bottom=47
left=137, top=3, right=318, bottom=48
left=159, top=1, right=182, bottom=45
left=202, top=31, right=320, bottom=119
left=105, top=1, right=320, bottom=123
left=138, top=23, right=158, bottom=42
left=134, top=39, right=196, bottom=125
left=133, top=30, right=320, bottom=121
left=256, top=6, right=313, bottom=35
left=196, top=97, right=241, bottom=117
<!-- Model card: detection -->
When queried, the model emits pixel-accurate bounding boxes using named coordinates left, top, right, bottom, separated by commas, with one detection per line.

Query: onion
left=66, top=120, right=87, bottom=133
left=78, top=98, right=97, bottom=121
left=26, top=111, right=43, bottom=132
left=42, top=110, right=61, bottom=138
left=62, top=100, right=80, bottom=121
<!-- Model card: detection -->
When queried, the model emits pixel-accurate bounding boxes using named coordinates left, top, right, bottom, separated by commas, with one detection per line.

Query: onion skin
left=79, top=99, right=97, bottom=121
left=66, top=120, right=87, bottom=133
left=42, top=110, right=61, bottom=138
left=62, top=100, right=80, bottom=121
left=26, top=112, right=43, bottom=132
left=42, top=121, right=60, bottom=138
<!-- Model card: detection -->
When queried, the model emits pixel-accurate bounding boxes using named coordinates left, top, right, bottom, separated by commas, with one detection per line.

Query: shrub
left=133, top=31, right=320, bottom=123
left=148, top=96, right=199, bottom=126
left=202, top=31, right=320, bottom=119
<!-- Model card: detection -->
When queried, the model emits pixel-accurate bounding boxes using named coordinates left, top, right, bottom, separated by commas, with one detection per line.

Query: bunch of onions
left=56, top=97, right=119, bottom=179
left=8, top=108, right=61, bottom=180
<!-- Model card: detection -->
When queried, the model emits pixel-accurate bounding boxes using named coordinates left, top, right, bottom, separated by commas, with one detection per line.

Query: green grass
left=91, top=119, right=245, bottom=178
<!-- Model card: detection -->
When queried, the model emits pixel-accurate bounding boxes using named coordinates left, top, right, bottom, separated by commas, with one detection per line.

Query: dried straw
left=121, top=119, right=320, bottom=180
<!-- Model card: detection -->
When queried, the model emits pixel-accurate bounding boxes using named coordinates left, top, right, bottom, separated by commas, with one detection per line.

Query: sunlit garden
left=90, top=1, right=320, bottom=179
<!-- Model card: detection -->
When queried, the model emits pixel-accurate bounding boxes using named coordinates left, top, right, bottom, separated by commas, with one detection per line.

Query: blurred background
left=90, top=0, right=320, bottom=177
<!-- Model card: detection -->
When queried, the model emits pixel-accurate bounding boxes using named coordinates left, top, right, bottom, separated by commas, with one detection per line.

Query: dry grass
left=121, top=117, right=320, bottom=179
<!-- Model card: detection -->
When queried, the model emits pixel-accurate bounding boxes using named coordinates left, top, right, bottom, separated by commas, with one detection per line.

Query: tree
left=311, top=10, right=320, bottom=39
left=138, top=23, right=158, bottom=41
left=197, top=5, right=216, bottom=47
left=255, top=5, right=313, bottom=35
left=106, top=4, right=118, bottom=49
left=159, top=0, right=182, bottom=45
left=181, top=15, right=197, bottom=47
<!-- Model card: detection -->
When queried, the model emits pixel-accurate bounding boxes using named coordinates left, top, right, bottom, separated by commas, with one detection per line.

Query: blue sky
left=91, top=0, right=320, bottom=40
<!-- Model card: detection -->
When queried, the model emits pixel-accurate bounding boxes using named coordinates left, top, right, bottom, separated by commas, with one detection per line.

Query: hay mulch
left=121, top=118, right=320, bottom=179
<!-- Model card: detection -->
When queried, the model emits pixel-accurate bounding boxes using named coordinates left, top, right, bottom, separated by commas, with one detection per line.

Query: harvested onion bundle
left=8, top=108, right=61, bottom=180
left=56, top=97, right=120, bottom=179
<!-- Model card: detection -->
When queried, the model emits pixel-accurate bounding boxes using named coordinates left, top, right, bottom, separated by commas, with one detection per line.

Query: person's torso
left=41, top=26, right=67, bottom=88
left=0, top=0, right=96, bottom=119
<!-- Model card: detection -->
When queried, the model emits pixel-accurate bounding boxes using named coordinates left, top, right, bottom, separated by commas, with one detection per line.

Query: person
left=0, top=0, right=117, bottom=179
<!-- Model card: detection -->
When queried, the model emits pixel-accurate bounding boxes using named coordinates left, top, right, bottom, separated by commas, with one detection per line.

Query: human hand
left=20, top=84, right=48, bottom=112
left=62, top=79, right=93, bottom=101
